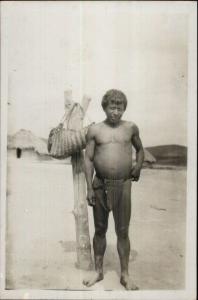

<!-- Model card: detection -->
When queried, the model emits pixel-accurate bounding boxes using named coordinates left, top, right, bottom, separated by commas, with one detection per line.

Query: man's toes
left=86, top=282, right=92, bottom=287
left=133, top=285, right=139, bottom=290
left=120, top=276, right=139, bottom=290
left=82, top=279, right=88, bottom=286
left=83, top=278, right=93, bottom=287
left=127, top=283, right=139, bottom=290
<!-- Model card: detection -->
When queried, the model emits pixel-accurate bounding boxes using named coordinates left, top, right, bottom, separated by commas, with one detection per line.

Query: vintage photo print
left=0, top=1, right=197, bottom=300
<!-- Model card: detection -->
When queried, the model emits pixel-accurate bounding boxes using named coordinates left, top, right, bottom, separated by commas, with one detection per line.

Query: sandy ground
left=6, top=156, right=186, bottom=290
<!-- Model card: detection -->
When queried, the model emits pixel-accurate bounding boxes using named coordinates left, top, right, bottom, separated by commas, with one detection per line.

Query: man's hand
left=131, top=165, right=141, bottom=181
left=86, top=188, right=96, bottom=206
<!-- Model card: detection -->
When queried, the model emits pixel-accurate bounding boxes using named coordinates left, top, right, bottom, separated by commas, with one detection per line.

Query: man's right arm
left=84, top=126, right=96, bottom=206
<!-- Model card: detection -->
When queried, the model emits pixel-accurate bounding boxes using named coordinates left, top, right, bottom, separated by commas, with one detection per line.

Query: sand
left=6, top=156, right=186, bottom=290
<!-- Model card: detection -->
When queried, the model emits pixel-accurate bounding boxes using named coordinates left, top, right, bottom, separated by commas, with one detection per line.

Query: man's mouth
left=111, top=117, right=119, bottom=121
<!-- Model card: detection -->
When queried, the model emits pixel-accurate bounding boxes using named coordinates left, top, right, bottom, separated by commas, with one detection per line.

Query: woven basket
left=48, top=103, right=89, bottom=159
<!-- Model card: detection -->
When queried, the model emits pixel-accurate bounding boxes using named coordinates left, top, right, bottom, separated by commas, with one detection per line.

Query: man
left=83, top=89, right=144, bottom=290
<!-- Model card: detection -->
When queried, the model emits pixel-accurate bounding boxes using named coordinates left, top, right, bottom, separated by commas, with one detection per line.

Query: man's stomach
left=93, top=144, right=133, bottom=180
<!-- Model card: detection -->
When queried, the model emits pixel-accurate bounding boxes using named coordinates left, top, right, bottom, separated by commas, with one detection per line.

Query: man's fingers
left=131, top=172, right=137, bottom=178
left=87, top=200, right=94, bottom=207
left=91, top=196, right=96, bottom=206
left=132, top=176, right=139, bottom=181
left=87, top=197, right=96, bottom=206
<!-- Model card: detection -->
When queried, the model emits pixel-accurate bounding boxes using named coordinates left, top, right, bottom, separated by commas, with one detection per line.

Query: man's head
left=102, top=89, right=127, bottom=125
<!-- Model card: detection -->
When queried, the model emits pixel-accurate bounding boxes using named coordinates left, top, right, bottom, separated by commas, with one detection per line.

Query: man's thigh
left=113, top=180, right=132, bottom=235
left=93, top=187, right=109, bottom=234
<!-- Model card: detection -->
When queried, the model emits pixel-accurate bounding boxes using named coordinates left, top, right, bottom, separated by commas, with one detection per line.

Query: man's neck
left=104, top=119, right=122, bottom=128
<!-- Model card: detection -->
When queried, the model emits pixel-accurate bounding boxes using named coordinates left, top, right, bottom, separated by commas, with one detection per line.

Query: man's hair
left=101, top=89, right=127, bottom=110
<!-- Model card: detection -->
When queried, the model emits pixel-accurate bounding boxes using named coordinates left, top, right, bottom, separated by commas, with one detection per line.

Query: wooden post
left=64, top=91, right=93, bottom=270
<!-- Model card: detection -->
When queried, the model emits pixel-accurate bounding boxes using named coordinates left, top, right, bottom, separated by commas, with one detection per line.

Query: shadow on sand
left=59, top=240, right=138, bottom=276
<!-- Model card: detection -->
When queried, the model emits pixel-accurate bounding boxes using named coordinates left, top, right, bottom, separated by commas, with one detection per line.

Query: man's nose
left=113, top=109, right=119, bottom=115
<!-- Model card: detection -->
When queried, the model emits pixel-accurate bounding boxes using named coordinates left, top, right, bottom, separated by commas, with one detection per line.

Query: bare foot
left=120, top=275, right=139, bottom=290
left=83, top=272, right=104, bottom=287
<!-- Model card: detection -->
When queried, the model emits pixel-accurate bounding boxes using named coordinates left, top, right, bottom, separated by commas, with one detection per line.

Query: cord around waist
left=95, top=173, right=132, bottom=184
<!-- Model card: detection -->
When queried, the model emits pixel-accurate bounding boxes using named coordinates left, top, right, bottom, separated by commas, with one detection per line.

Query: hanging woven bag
left=48, top=103, right=89, bottom=159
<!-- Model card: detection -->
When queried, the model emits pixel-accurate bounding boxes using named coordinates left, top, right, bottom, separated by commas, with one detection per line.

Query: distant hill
left=146, top=145, right=187, bottom=166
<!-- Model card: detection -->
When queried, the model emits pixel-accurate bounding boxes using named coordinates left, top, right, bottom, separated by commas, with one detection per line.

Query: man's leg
left=83, top=187, right=109, bottom=287
left=93, top=206, right=109, bottom=278
left=113, top=181, right=138, bottom=290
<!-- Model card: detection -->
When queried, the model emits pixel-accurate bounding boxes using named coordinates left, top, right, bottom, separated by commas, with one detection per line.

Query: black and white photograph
left=0, top=1, right=197, bottom=300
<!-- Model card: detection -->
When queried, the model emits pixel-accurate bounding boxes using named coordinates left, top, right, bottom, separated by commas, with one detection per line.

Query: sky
left=2, top=1, right=188, bottom=147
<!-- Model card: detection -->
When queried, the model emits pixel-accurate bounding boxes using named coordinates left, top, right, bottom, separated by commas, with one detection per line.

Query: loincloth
left=92, top=174, right=132, bottom=212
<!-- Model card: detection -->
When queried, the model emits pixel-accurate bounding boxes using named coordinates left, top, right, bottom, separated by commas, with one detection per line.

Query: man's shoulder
left=89, top=122, right=104, bottom=130
left=87, top=122, right=103, bottom=136
left=123, top=120, right=139, bottom=132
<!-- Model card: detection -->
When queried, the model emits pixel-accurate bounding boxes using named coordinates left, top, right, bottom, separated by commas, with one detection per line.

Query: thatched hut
left=144, top=148, right=156, bottom=163
left=7, top=129, right=72, bottom=163
left=132, top=147, right=156, bottom=167
left=7, top=129, right=49, bottom=160
left=143, top=148, right=156, bottom=167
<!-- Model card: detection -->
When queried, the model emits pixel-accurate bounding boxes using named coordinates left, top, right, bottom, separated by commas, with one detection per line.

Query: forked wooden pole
left=64, top=90, right=92, bottom=270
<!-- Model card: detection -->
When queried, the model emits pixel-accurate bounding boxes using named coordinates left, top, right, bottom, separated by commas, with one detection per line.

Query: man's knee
left=95, top=222, right=108, bottom=238
left=116, top=227, right=129, bottom=239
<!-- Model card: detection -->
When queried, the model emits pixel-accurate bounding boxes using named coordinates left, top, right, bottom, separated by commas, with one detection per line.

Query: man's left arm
left=131, top=125, right=145, bottom=181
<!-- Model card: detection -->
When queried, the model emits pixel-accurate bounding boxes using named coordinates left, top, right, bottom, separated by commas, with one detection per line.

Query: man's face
left=104, top=101, right=125, bottom=125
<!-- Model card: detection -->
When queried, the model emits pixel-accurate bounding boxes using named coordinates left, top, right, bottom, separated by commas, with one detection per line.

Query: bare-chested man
left=83, top=89, right=144, bottom=290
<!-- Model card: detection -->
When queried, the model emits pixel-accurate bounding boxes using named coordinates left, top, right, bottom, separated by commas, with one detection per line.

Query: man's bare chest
left=95, top=127, right=133, bottom=145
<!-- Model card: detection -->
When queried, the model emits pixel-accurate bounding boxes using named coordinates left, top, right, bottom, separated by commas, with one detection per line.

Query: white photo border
left=0, top=1, right=197, bottom=300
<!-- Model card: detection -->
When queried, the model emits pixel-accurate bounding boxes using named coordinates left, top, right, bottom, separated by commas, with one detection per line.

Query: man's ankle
left=95, top=255, right=104, bottom=274
left=121, top=271, right=129, bottom=278
left=95, top=268, right=103, bottom=276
